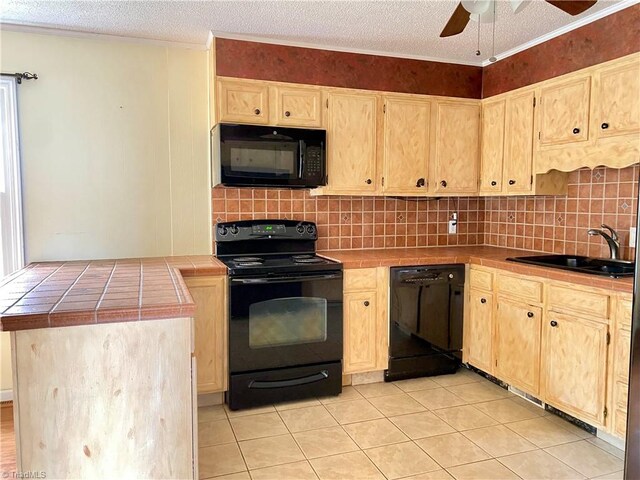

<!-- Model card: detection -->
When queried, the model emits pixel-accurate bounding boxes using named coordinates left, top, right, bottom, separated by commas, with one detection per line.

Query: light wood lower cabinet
left=343, top=267, right=389, bottom=374
left=465, top=266, right=629, bottom=436
left=466, top=289, right=494, bottom=374
left=184, top=275, right=228, bottom=394
left=541, top=312, right=608, bottom=426
left=494, top=298, right=541, bottom=395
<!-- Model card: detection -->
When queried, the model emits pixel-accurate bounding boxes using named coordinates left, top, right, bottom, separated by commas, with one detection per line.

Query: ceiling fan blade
left=545, top=0, right=597, bottom=16
left=440, top=2, right=471, bottom=38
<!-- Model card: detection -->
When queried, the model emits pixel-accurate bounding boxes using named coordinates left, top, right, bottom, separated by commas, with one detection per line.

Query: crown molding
left=481, top=0, right=640, bottom=66
left=0, top=22, right=209, bottom=51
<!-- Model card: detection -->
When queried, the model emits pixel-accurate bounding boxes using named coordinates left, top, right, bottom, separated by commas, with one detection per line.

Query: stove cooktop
left=219, top=253, right=341, bottom=276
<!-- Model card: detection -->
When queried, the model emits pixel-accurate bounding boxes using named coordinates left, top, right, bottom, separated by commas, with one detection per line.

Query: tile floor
left=198, top=369, right=625, bottom=480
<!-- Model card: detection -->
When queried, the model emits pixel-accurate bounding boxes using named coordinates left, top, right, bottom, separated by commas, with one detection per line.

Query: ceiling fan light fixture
left=470, top=9, right=495, bottom=24
left=461, top=0, right=491, bottom=15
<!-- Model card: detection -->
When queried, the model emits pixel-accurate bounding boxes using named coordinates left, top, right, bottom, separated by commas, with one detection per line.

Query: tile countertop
left=318, top=246, right=634, bottom=294
left=0, top=256, right=227, bottom=332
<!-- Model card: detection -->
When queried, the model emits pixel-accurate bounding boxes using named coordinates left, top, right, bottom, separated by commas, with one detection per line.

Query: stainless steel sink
left=506, top=254, right=635, bottom=278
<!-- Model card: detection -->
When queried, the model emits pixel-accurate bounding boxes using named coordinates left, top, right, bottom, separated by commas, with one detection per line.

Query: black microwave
left=212, top=124, right=327, bottom=188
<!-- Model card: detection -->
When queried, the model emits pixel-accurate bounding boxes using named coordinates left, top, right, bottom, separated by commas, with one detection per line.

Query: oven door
left=229, top=270, right=343, bottom=373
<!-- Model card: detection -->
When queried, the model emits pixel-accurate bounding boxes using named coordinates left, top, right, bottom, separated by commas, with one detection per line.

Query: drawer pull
left=416, top=178, right=426, bottom=188
left=572, top=127, right=580, bottom=134
left=527, top=311, right=534, bottom=318
left=491, top=180, right=497, bottom=186
left=254, top=108, right=261, bottom=115
left=601, top=122, right=609, bottom=130
left=550, top=320, right=558, bottom=327
left=440, top=180, right=447, bottom=188
left=365, top=179, right=372, bottom=185
left=509, top=179, right=516, bottom=185
left=284, top=111, right=291, bottom=117
left=364, top=301, right=370, bottom=307
left=480, top=298, right=487, bottom=304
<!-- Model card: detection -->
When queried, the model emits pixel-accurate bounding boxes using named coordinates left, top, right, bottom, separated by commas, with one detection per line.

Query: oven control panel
left=216, top=220, right=318, bottom=241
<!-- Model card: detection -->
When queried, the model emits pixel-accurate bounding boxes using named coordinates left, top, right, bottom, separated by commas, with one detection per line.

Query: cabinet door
left=383, top=97, right=431, bottom=195
left=479, top=98, right=505, bottom=194
left=542, top=312, right=608, bottom=425
left=504, top=90, right=535, bottom=194
left=595, top=60, right=640, bottom=139
left=466, top=290, right=494, bottom=373
left=344, top=291, right=379, bottom=374
left=274, top=86, right=323, bottom=127
left=432, top=101, right=480, bottom=194
left=185, top=276, right=228, bottom=394
left=218, top=79, right=269, bottom=124
left=494, top=299, right=541, bottom=395
left=326, top=92, right=378, bottom=193
left=538, top=76, right=591, bottom=146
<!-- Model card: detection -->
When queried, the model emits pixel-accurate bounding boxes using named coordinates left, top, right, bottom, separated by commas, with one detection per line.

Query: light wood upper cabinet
left=494, top=298, right=541, bottom=395
left=343, top=268, right=389, bottom=375
left=218, top=78, right=269, bottom=124
left=594, top=60, right=640, bottom=139
left=542, top=312, right=608, bottom=426
left=466, top=289, right=494, bottom=374
left=432, top=101, right=480, bottom=195
left=274, top=86, right=322, bottom=127
left=185, top=276, right=228, bottom=394
left=383, top=96, right=431, bottom=195
left=538, top=75, right=591, bottom=147
left=325, top=91, right=379, bottom=194
left=504, top=90, right=535, bottom=194
left=479, top=98, right=505, bottom=194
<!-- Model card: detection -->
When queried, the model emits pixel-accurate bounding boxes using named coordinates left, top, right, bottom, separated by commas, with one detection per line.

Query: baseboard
left=198, top=392, right=223, bottom=407
left=351, top=371, right=384, bottom=385
left=0, top=389, right=13, bottom=402
left=597, top=428, right=626, bottom=450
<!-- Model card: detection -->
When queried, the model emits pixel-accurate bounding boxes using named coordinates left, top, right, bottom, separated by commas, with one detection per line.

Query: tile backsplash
left=212, top=188, right=484, bottom=252
left=212, top=165, right=638, bottom=259
left=484, top=165, right=639, bottom=261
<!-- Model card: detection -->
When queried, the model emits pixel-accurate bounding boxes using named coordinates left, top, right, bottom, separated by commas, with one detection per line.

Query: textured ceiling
left=0, top=0, right=632, bottom=65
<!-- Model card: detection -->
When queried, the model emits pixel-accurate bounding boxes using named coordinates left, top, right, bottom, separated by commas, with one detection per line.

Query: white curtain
left=0, top=77, right=24, bottom=278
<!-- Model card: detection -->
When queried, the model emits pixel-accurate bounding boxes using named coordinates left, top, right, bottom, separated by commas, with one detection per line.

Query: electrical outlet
left=630, top=227, right=637, bottom=247
left=448, top=219, right=457, bottom=234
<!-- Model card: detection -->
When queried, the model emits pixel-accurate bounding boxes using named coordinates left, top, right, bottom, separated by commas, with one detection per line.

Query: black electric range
left=215, top=219, right=343, bottom=410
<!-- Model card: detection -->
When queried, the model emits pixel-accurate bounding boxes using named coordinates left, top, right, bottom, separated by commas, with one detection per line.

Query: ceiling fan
left=440, top=0, right=598, bottom=37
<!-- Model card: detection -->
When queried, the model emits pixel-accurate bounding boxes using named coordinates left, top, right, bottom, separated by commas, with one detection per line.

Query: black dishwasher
left=385, top=265, right=465, bottom=382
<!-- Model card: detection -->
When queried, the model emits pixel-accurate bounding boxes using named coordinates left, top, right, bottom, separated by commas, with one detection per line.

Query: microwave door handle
left=298, top=140, right=306, bottom=179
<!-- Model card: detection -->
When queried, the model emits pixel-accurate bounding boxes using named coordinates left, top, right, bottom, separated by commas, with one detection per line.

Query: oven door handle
left=231, top=273, right=342, bottom=284
left=248, top=370, right=329, bottom=389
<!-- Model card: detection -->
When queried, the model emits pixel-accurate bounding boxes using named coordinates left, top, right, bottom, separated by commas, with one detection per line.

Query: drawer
left=614, top=380, right=629, bottom=409
left=344, top=268, right=378, bottom=292
left=548, top=285, right=609, bottom=319
left=470, top=268, right=493, bottom=291
left=496, top=274, right=542, bottom=303
left=617, top=296, right=633, bottom=328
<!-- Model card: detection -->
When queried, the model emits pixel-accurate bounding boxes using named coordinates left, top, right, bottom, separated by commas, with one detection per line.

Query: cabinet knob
left=601, top=122, right=609, bottom=130
left=364, top=301, right=370, bottom=307
left=254, top=108, right=261, bottom=115
left=508, top=179, right=516, bottom=185
left=365, top=179, right=372, bottom=185
left=491, top=181, right=497, bottom=186
left=572, top=127, right=580, bottom=134
left=440, top=180, right=447, bottom=188
left=480, top=298, right=487, bottom=304
left=284, top=111, right=291, bottom=117
left=416, top=178, right=426, bottom=188
left=527, top=311, right=534, bottom=318
left=550, top=320, right=558, bottom=327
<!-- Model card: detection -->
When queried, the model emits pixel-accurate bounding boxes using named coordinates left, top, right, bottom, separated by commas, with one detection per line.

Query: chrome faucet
left=587, top=224, right=620, bottom=260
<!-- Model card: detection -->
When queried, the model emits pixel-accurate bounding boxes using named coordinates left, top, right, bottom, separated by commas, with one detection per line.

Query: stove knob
left=296, top=225, right=305, bottom=234
left=229, top=225, right=239, bottom=235
left=218, top=226, right=228, bottom=236
left=306, top=225, right=316, bottom=235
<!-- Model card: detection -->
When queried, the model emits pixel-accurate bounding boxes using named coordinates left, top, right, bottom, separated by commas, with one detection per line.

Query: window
left=0, top=77, right=24, bottom=278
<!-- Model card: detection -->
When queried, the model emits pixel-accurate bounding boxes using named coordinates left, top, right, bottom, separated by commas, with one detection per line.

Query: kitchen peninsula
left=0, top=256, right=225, bottom=479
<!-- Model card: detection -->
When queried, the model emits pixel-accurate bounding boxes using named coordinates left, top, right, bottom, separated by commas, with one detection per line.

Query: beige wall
left=0, top=31, right=212, bottom=393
